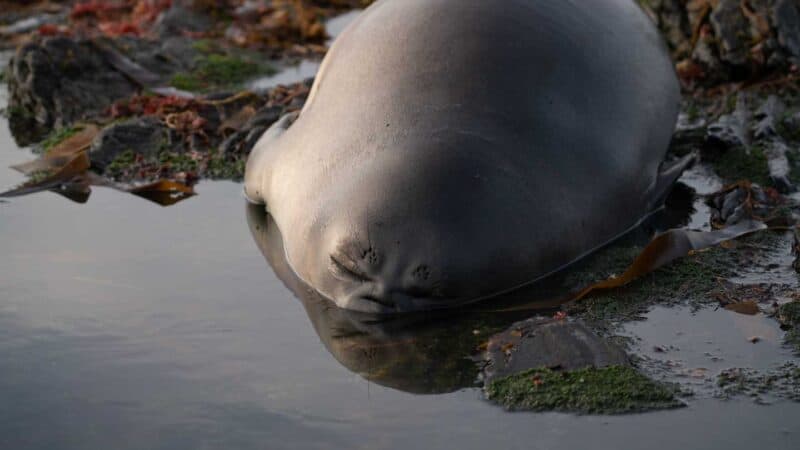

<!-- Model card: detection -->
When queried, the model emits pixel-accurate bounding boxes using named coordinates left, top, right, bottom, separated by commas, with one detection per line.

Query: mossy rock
left=486, top=366, right=683, bottom=414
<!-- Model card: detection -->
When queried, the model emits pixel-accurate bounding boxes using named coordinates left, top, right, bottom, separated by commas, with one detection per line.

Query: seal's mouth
left=326, top=262, right=469, bottom=314
left=343, top=291, right=466, bottom=314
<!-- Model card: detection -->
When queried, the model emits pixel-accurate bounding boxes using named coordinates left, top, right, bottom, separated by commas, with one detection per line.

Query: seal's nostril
left=361, top=247, right=380, bottom=265
left=412, top=264, right=431, bottom=281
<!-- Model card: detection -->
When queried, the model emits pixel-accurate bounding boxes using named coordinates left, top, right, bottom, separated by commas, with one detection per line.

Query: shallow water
left=623, top=305, right=793, bottom=397
left=2, top=13, right=800, bottom=450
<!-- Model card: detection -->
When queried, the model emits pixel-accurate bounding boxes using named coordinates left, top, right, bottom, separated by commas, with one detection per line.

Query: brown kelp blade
left=10, top=154, right=77, bottom=176
left=572, top=220, right=767, bottom=301
left=489, top=220, right=768, bottom=313
left=45, top=124, right=100, bottom=158
left=4, top=151, right=194, bottom=206
left=128, top=180, right=196, bottom=206
left=10, top=125, right=99, bottom=176
left=87, top=174, right=196, bottom=206
left=0, top=152, right=91, bottom=198
left=724, top=301, right=760, bottom=316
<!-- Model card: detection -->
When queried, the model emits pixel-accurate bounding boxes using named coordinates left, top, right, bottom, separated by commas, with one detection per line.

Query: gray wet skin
left=245, top=0, right=681, bottom=314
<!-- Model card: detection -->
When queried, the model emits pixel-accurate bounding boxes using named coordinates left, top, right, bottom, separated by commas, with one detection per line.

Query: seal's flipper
left=244, top=112, right=300, bottom=204
left=648, top=153, right=697, bottom=211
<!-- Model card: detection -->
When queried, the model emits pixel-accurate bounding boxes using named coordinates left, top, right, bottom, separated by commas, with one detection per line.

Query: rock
left=233, top=1, right=266, bottom=23
left=154, top=2, right=213, bottom=38
left=7, top=37, right=139, bottom=145
left=707, top=182, right=788, bottom=226
left=220, top=105, right=282, bottom=155
left=482, top=317, right=630, bottom=384
left=706, top=95, right=752, bottom=150
left=691, top=37, right=725, bottom=79
left=645, top=0, right=692, bottom=55
left=643, top=0, right=799, bottom=84
left=247, top=105, right=284, bottom=128
left=0, top=13, right=64, bottom=36
left=710, top=0, right=751, bottom=66
left=793, top=227, right=800, bottom=273
left=783, top=111, right=800, bottom=133
left=753, top=96, right=795, bottom=193
left=764, top=140, right=795, bottom=192
left=774, top=0, right=800, bottom=61
left=107, top=35, right=197, bottom=78
left=89, top=117, right=168, bottom=170
left=753, top=95, right=786, bottom=140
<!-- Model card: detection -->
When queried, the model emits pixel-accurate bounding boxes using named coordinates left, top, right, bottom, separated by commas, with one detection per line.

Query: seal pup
left=245, top=0, right=688, bottom=313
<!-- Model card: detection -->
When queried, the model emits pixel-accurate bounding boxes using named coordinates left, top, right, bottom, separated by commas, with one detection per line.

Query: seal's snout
left=324, top=243, right=448, bottom=313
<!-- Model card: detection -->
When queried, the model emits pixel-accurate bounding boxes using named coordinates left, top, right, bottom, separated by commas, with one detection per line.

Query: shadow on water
left=243, top=183, right=698, bottom=394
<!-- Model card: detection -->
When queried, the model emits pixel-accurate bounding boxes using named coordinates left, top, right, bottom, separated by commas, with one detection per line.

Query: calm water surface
left=1, top=19, right=799, bottom=450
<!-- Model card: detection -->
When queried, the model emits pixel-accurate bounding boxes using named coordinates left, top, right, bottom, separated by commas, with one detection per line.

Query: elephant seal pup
left=245, top=0, right=687, bottom=314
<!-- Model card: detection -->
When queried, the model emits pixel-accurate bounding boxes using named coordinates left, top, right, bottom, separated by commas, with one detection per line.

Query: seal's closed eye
left=329, top=255, right=371, bottom=282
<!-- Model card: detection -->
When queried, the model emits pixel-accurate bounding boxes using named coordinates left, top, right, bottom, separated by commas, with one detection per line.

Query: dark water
left=2, top=17, right=800, bottom=450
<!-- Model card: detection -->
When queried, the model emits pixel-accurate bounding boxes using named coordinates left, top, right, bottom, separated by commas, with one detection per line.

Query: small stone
left=89, top=117, right=169, bottom=171
left=483, top=318, right=629, bottom=384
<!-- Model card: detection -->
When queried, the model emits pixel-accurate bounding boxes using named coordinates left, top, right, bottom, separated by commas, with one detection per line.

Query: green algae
left=717, top=363, right=800, bottom=401
left=709, top=145, right=771, bottom=186
left=170, top=53, right=274, bottom=92
left=191, top=39, right=219, bottom=54
left=486, top=366, right=683, bottom=414
left=105, top=147, right=246, bottom=181
left=159, top=151, right=200, bottom=173
left=205, top=151, right=246, bottom=179
left=105, top=149, right=137, bottom=178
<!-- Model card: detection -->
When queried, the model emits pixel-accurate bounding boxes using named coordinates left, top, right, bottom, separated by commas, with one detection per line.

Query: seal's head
left=268, top=135, right=540, bottom=314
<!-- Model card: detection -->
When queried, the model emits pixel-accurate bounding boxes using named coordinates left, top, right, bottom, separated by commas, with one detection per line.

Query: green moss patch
left=170, top=54, right=274, bottom=92
left=486, top=366, right=683, bottom=414
left=709, top=145, right=771, bottom=186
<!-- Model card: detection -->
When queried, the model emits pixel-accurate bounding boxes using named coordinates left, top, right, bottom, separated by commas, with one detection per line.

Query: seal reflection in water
left=246, top=204, right=509, bottom=393
left=244, top=0, right=690, bottom=313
